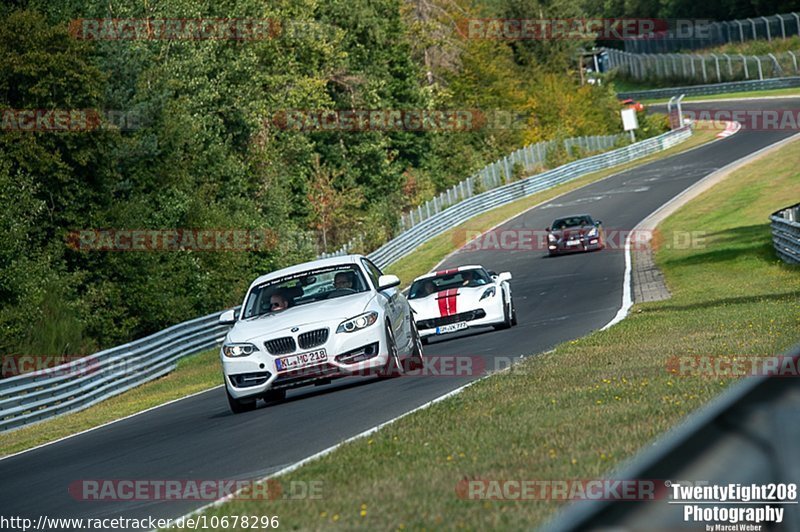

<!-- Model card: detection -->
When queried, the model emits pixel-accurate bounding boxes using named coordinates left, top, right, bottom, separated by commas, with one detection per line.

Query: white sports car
left=218, top=255, right=424, bottom=413
left=407, top=265, right=516, bottom=341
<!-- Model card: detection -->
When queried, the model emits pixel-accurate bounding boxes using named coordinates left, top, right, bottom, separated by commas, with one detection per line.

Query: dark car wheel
left=493, top=294, right=513, bottom=330
left=227, top=387, right=257, bottom=414
left=379, top=322, right=404, bottom=378
left=404, top=320, right=425, bottom=371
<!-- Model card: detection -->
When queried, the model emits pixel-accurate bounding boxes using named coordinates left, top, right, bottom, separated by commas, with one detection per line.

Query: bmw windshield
left=242, top=264, right=369, bottom=319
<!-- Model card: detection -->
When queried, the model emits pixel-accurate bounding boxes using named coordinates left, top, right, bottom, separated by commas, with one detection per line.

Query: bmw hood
left=227, top=292, right=376, bottom=343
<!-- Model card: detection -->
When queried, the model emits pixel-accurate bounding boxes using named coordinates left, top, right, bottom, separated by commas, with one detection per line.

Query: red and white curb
left=716, top=120, right=741, bottom=138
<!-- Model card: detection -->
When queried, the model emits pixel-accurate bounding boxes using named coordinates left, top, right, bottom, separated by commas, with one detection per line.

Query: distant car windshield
left=408, top=268, right=491, bottom=299
left=242, top=264, right=368, bottom=319
left=551, top=216, right=594, bottom=230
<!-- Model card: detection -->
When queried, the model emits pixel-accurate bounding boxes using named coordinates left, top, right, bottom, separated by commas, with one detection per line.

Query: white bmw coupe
left=218, top=255, right=423, bottom=413
left=407, top=265, right=516, bottom=342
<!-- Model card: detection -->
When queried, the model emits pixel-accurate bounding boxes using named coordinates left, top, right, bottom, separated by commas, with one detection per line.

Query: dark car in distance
left=546, top=214, right=604, bottom=256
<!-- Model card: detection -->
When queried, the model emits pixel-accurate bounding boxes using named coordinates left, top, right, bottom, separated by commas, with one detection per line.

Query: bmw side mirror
left=595, top=221, right=602, bottom=226
left=545, top=227, right=551, bottom=232
left=377, top=274, right=401, bottom=291
left=497, top=272, right=512, bottom=282
left=219, top=309, right=237, bottom=325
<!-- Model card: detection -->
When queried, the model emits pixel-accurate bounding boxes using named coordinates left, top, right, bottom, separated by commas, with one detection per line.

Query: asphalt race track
left=1, top=97, right=798, bottom=529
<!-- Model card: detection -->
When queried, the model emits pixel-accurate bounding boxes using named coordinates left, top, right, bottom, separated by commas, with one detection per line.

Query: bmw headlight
left=480, top=286, right=496, bottom=301
left=547, top=233, right=557, bottom=242
left=223, top=343, right=258, bottom=358
left=587, top=227, right=598, bottom=237
left=336, top=311, right=378, bottom=333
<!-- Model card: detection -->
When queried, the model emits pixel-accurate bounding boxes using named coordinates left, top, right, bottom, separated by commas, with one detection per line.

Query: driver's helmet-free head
left=333, top=271, right=355, bottom=289
left=269, top=289, right=290, bottom=311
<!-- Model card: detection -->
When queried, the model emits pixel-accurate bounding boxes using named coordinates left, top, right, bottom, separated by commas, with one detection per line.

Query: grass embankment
left=705, top=35, right=800, bottom=56
left=191, top=136, right=799, bottom=530
left=613, top=78, right=800, bottom=104
left=641, top=87, right=800, bottom=104
left=0, top=123, right=721, bottom=458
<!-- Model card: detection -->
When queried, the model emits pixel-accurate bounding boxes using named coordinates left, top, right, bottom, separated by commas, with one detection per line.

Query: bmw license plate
left=436, top=322, right=468, bottom=335
left=276, top=349, right=327, bottom=373
left=566, top=240, right=580, bottom=246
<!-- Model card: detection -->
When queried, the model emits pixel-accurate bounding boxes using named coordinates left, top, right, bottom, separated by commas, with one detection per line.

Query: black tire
left=227, top=387, right=257, bottom=414
left=510, top=298, right=518, bottom=326
left=404, top=320, right=425, bottom=371
left=493, top=294, right=513, bottom=330
left=263, top=388, right=286, bottom=404
left=379, top=322, right=403, bottom=378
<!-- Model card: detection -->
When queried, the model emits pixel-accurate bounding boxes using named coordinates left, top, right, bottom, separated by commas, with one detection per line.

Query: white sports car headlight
left=336, top=311, right=378, bottom=333
left=223, top=343, right=258, bottom=358
left=479, top=286, right=496, bottom=301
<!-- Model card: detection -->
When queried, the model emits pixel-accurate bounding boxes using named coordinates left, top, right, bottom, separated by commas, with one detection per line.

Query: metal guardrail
left=0, top=311, right=231, bottom=432
left=542, top=342, right=800, bottom=532
left=771, top=202, right=800, bottom=264
left=366, top=126, right=693, bottom=269
left=0, top=126, right=692, bottom=433
left=617, top=76, right=800, bottom=101
left=319, top=133, right=628, bottom=259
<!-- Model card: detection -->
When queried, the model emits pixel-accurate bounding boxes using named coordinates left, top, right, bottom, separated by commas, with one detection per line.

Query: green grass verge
left=386, top=124, right=721, bottom=286
left=0, top=348, right=220, bottom=457
left=188, top=136, right=799, bottom=531
left=703, top=36, right=800, bottom=56
left=612, top=77, right=800, bottom=104
left=0, top=123, right=720, bottom=459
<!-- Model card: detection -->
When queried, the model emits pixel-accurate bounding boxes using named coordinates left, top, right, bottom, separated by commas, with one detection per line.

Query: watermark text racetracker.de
left=454, top=228, right=707, bottom=252
left=266, top=109, right=530, bottom=132
left=68, top=478, right=322, bottom=501
left=456, top=18, right=720, bottom=40
left=456, top=478, right=667, bottom=501
left=1, top=109, right=145, bottom=132
left=66, top=229, right=279, bottom=252
left=1, top=354, right=98, bottom=379
left=684, top=109, right=800, bottom=131
left=667, top=355, right=800, bottom=378
left=68, top=17, right=338, bottom=41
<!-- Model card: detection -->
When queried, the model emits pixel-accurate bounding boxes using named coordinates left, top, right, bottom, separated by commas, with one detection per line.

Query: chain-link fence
left=624, top=12, right=800, bottom=54
left=607, top=47, right=800, bottom=84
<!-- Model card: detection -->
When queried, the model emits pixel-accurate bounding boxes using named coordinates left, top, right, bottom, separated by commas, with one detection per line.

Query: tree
left=306, top=155, right=364, bottom=253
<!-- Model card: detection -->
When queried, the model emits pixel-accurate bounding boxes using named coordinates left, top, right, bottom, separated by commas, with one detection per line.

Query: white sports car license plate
left=436, top=322, right=468, bottom=335
left=275, top=349, right=327, bottom=372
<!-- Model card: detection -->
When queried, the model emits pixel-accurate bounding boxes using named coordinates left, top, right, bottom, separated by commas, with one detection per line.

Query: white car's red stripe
left=436, top=289, right=458, bottom=317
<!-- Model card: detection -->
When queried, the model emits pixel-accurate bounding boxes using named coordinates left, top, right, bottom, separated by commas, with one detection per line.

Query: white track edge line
left=0, top=385, right=223, bottom=462
left=600, top=127, right=800, bottom=331
left=168, top=377, right=487, bottom=528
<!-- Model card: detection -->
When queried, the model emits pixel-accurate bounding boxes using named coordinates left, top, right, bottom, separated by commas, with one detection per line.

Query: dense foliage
left=0, top=0, right=635, bottom=356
